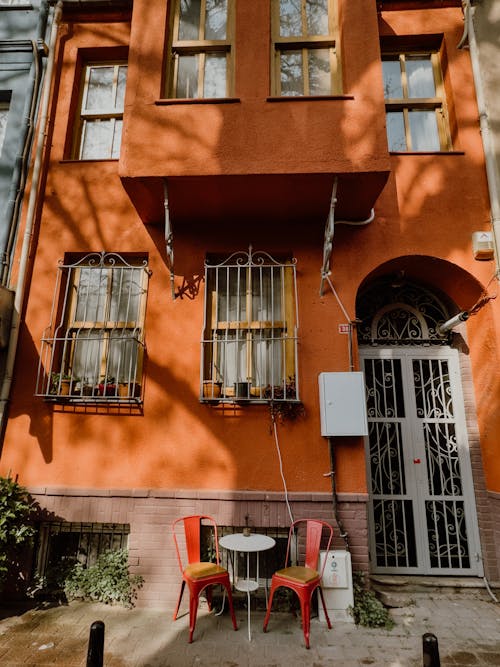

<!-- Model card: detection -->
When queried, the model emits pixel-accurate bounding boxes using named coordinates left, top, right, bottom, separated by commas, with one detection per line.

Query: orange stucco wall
left=1, top=0, right=499, bottom=503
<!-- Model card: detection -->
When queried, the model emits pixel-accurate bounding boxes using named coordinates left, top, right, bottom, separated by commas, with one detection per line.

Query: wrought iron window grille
left=35, top=252, right=151, bottom=404
left=200, top=247, right=300, bottom=405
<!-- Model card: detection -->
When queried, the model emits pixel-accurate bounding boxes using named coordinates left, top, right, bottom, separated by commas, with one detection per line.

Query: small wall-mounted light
left=472, top=231, right=495, bottom=261
left=437, top=311, right=469, bottom=335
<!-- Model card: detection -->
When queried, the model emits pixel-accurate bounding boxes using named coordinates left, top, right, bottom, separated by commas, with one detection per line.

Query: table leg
left=246, top=552, right=251, bottom=641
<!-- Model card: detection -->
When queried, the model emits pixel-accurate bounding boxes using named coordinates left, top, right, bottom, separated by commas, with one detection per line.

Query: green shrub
left=0, top=475, right=36, bottom=591
left=64, top=548, right=144, bottom=607
left=349, top=571, right=394, bottom=629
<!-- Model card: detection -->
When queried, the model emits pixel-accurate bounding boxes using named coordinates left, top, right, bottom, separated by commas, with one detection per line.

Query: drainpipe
left=1, top=0, right=50, bottom=286
left=0, top=0, right=63, bottom=439
left=459, top=0, right=500, bottom=279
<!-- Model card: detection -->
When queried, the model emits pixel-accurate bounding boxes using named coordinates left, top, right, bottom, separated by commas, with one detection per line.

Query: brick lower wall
left=27, top=487, right=369, bottom=610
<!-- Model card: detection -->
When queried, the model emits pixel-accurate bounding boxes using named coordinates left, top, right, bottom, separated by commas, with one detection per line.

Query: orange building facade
left=1, top=0, right=499, bottom=607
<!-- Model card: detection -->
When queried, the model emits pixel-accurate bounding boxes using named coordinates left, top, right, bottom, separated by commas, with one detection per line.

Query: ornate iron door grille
left=361, top=348, right=482, bottom=576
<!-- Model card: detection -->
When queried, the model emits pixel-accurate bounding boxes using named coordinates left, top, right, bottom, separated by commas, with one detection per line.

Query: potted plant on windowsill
left=49, top=371, right=72, bottom=396
left=98, top=376, right=116, bottom=396
left=263, top=375, right=305, bottom=423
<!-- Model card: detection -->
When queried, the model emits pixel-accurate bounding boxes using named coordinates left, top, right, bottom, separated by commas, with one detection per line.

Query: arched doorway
left=357, top=277, right=483, bottom=575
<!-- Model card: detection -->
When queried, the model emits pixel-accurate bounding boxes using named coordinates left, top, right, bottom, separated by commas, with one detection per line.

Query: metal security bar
left=35, top=522, right=130, bottom=579
left=201, top=247, right=299, bottom=403
left=35, top=252, right=150, bottom=403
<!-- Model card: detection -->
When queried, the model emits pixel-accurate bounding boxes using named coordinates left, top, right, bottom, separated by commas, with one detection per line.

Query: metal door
left=360, top=347, right=482, bottom=575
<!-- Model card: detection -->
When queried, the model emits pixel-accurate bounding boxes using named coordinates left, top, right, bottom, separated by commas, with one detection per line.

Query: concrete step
left=369, top=575, right=499, bottom=608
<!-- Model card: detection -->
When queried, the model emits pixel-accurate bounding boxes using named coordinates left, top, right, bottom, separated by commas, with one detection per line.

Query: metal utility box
left=318, top=372, right=368, bottom=436
left=319, top=550, right=354, bottom=623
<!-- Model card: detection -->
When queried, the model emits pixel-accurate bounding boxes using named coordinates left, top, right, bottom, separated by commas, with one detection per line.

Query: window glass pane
left=179, top=0, right=201, bottom=40
left=85, top=67, right=114, bottom=111
left=111, top=119, right=122, bottom=159
left=382, top=60, right=402, bottom=99
left=176, top=54, right=199, bottom=98
left=75, top=268, right=108, bottom=321
left=409, top=110, right=440, bottom=151
left=204, top=53, right=226, bottom=97
left=109, top=268, right=141, bottom=322
left=216, top=333, right=247, bottom=385
left=386, top=111, right=407, bottom=151
left=280, top=50, right=303, bottom=96
left=280, top=0, right=301, bottom=37
left=251, top=267, right=283, bottom=321
left=252, top=331, right=283, bottom=388
left=216, top=267, right=247, bottom=322
left=116, top=66, right=127, bottom=109
left=308, top=48, right=330, bottom=95
left=72, top=330, right=104, bottom=384
left=80, top=120, right=114, bottom=159
left=406, top=57, right=435, bottom=98
left=108, top=331, right=138, bottom=382
left=306, top=0, right=328, bottom=35
left=205, top=0, right=227, bottom=40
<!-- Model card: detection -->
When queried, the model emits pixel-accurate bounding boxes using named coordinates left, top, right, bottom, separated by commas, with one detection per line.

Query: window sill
left=266, top=95, right=354, bottom=102
left=389, top=150, right=465, bottom=156
left=59, top=158, right=119, bottom=163
left=155, top=97, right=241, bottom=106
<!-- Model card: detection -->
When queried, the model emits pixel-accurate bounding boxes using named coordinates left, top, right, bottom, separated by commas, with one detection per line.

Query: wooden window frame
left=64, top=262, right=148, bottom=385
left=72, top=62, right=128, bottom=160
left=382, top=50, right=451, bottom=152
left=271, top=0, right=341, bottom=96
left=168, top=0, right=234, bottom=99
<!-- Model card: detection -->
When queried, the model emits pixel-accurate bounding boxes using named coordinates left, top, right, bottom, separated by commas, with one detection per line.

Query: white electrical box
left=319, top=550, right=354, bottom=623
left=472, top=231, right=494, bottom=260
left=318, top=372, right=368, bottom=436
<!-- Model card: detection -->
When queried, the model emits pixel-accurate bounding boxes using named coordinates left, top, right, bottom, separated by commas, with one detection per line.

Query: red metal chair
left=263, top=518, right=334, bottom=648
left=172, top=515, right=238, bottom=643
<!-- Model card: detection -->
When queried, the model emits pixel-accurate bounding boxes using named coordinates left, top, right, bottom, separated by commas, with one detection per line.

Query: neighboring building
left=0, top=0, right=499, bottom=608
left=0, top=0, right=50, bottom=283
left=0, top=0, right=51, bottom=368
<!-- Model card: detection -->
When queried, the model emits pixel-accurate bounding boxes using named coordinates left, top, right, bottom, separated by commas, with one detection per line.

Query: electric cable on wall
left=272, top=413, right=294, bottom=525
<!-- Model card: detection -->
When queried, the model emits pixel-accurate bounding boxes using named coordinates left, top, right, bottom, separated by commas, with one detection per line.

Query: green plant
left=64, top=548, right=144, bottom=607
left=50, top=371, right=72, bottom=393
left=349, top=571, right=394, bottom=629
left=264, top=375, right=305, bottom=424
left=0, top=475, right=36, bottom=591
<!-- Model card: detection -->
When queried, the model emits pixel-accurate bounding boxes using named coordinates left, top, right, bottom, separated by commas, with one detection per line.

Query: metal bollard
left=422, top=632, right=440, bottom=667
left=86, top=620, right=105, bottom=667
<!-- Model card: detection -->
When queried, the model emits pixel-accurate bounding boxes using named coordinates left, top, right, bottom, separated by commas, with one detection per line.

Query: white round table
left=219, top=532, right=275, bottom=640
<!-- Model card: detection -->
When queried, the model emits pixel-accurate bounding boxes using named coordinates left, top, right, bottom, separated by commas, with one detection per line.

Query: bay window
left=272, top=0, right=340, bottom=96
left=168, top=0, right=234, bottom=99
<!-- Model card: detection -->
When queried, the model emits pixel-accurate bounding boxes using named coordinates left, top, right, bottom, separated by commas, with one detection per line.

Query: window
left=0, top=0, right=27, bottom=5
left=35, top=522, right=130, bottom=586
left=271, top=0, right=340, bottom=97
left=382, top=51, right=451, bottom=152
left=201, top=248, right=299, bottom=403
left=0, top=92, right=11, bottom=157
left=36, top=252, right=150, bottom=401
left=168, top=0, right=233, bottom=99
left=74, top=63, right=127, bottom=159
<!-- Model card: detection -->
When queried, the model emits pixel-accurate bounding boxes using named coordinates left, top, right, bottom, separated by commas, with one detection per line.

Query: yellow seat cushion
left=185, top=562, right=227, bottom=580
left=275, top=566, right=319, bottom=584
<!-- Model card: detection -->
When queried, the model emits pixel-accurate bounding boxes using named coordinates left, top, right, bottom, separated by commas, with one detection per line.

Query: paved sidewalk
left=1, top=589, right=500, bottom=666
